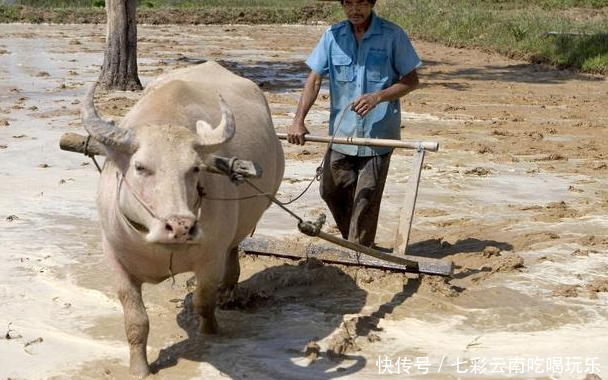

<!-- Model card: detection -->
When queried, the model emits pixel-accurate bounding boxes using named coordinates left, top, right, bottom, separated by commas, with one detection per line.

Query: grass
left=0, top=4, right=19, bottom=21
left=13, top=0, right=318, bottom=8
left=376, top=0, right=608, bottom=74
left=1, top=0, right=607, bottom=74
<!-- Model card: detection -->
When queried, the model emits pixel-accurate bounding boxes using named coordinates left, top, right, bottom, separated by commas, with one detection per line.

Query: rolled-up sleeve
left=306, top=30, right=330, bottom=77
left=393, top=29, right=422, bottom=78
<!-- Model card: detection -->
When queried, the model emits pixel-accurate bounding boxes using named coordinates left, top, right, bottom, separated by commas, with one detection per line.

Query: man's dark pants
left=320, top=149, right=392, bottom=247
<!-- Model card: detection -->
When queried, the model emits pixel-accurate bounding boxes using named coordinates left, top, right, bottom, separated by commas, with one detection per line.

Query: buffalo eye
left=134, top=161, right=147, bottom=173
left=192, top=165, right=201, bottom=174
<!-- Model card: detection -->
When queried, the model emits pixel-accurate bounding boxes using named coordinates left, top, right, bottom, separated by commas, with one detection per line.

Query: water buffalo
left=81, top=61, right=284, bottom=377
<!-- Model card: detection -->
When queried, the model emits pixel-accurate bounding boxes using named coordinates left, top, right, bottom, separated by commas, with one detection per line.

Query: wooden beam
left=394, top=148, right=425, bottom=255
left=239, top=236, right=454, bottom=276
left=60, top=132, right=105, bottom=156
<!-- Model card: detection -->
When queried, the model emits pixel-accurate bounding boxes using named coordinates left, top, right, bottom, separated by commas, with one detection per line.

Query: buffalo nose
left=164, top=217, right=198, bottom=240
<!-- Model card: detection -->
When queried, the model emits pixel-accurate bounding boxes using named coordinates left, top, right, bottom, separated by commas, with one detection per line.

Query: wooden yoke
left=59, top=133, right=262, bottom=180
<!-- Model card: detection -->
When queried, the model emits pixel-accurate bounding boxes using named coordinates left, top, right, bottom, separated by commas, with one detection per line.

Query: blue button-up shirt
left=306, top=12, right=421, bottom=156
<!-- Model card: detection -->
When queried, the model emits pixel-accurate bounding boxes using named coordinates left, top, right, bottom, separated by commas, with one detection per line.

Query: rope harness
left=115, top=171, right=204, bottom=285
left=84, top=103, right=356, bottom=235
left=196, top=102, right=354, bottom=233
left=84, top=135, right=102, bottom=173
left=83, top=102, right=359, bottom=281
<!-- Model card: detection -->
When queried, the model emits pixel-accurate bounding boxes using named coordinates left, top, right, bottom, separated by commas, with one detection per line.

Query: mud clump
left=218, top=285, right=271, bottom=310
left=551, top=279, right=608, bottom=299
left=464, top=167, right=493, bottom=176
left=578, top=235, right=608, bottom=247
left=491, top=129, right=511, bottom=136
left=327, top=315, right=381, bottom=359
left=305, top=341, right=321, bottom=363
left=524, top=201, right=579, bottom=222
left=5, top=215, right=19, bottom=222
left=467, top=252, right=525, bottom=283
left=489, top=254, right=524, bottom=274
left=543, top=201, right=579, bottom=218
left=525, top=131, right=544, bottom=140
left=585, top=279, right=608, bottom=299
left=533, top=153, right=568, bottom=161
left=572, top=249, right=590, bottom=257
left=476, top=144, right=493, bottom=154
left=551, top=284, right=580, bottom=298
left=420, top=275, right=462, bottom=297
left=584, top=373, right=603, bottom=380
left=482, top=246, right=501, bottom=257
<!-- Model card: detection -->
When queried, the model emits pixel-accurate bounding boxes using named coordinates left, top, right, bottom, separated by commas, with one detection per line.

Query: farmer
left=287, top=0, right=421, bottom=247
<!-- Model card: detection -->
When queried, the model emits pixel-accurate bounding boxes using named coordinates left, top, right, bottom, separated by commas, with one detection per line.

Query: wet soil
left=0, top=23, right=607, bottom=380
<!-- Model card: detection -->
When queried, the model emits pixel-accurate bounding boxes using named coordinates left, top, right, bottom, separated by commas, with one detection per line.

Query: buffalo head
left=81, top=83, right=235, bottom=244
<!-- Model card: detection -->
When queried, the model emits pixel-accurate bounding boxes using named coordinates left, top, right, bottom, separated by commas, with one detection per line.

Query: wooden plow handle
left=275, top=133, right=439, bottom=152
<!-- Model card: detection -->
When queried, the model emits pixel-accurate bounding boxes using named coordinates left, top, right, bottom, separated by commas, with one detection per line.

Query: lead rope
left=88, top=102, right=356, bottom=282
left=201, top=101, right=354, bottom=205
left=84, top=135, right=102, bottom=173
left=279, top=101, right=353, bottom=205
left=169, top=251, right=175, bottom=287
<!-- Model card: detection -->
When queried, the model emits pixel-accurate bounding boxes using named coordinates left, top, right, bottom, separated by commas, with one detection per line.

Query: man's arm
left=288, top=70, right=323, bottom=145
left=352, top=69, right=419, bottom=117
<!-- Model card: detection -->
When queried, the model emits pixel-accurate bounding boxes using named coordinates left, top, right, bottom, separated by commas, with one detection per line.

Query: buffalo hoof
left=129, top=359, right=150, bottom=378
left=199, top=315, right=218, bottom=335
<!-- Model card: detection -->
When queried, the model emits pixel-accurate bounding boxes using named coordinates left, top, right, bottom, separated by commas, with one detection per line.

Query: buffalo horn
left=81, top=82, right=136, bottom=152
left=195, top=94, right=235, bottom=151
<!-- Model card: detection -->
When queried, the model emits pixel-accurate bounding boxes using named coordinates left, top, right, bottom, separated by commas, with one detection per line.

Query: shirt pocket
left=331, top=53, right=354, bottom=82
left=367, top=49, right=389, bottom=83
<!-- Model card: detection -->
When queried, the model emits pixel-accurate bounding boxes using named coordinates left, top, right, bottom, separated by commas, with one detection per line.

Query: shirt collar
left=367, top=12, right=382, bottom=35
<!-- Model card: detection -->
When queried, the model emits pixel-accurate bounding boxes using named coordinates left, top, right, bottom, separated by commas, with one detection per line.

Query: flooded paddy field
left=1, top=23, right=607, bottom=380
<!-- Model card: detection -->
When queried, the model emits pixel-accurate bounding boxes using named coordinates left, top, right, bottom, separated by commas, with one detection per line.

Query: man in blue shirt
left=288, top=0, right=421, bottom=246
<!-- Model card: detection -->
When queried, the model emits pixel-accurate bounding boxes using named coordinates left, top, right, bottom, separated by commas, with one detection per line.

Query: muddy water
left=1, top=23, right=607, bottom=380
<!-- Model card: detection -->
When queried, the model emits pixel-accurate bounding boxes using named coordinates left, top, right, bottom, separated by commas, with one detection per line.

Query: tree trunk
left=98, top=0, right=142, bottom=91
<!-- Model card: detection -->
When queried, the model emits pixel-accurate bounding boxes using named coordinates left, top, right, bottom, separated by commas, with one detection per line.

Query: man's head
left=341, top=0, right=375, bottom=29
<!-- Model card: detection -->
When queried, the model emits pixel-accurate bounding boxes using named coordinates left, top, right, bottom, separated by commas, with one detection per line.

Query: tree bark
left=98, top=0, right=142, bottom=91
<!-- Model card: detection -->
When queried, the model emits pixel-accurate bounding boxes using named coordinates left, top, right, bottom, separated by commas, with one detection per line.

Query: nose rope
left=115, top=172, right=203, bottom=235
left=115, top=174, right=192, bottom=287
left=118, top=172, right=159, bottom=220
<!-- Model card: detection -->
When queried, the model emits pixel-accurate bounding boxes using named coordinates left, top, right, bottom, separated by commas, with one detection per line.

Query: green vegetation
left=376, top=0, right=608, bottom=74
left=1, top=0, right=606, bottom=74
left=13, top=0, right=317, bottom=7
left=0, top=4, right=19, bottom=22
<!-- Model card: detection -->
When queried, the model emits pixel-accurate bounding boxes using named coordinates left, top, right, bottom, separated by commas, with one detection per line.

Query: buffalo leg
left=222, top=246, right=240, bottom=290
left=111, top=254, right=150, bottom=377
left=193, top=279, right=219, bottom=335
left=119, top=283, right=150, bottom=377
